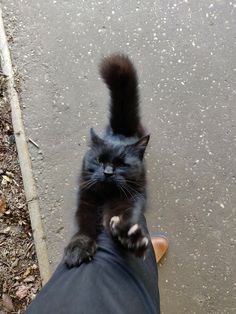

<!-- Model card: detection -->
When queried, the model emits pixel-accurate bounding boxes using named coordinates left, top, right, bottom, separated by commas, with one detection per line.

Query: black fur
left=100, top=54, right=141, bottom=137
left=64, top=54, right=150, bottom=268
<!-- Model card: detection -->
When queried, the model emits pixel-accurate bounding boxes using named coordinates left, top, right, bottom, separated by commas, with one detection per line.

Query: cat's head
left=81, top=129, right=149, bottom=192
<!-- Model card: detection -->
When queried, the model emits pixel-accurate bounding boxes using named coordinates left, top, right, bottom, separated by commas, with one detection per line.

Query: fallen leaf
left=2, top=281, right=8, bottom=293
left=2, top=175, right=12, bottom=183
left=3, top=226, right=10, bottom=233
left=2, top=293, right=15, bottom=312
left=5, top=171, right=14, bottom=178
left=24, top=275, right=35, bottom=283
left=11, top=259, right=19, bottom=268
left=31, top=288, right=38, bottom=294
left=0, top=196, right=7, bottom=214
left=31, top=264, right=38, bottom=270
left=2, top=175, right=12, bottom=185
left=16, top=285, right=29, bottom=300
left=22, top=268, right=31, bottom=278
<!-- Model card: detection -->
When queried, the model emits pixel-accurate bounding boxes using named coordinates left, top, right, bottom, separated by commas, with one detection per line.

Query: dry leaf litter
left=0, top=71, right=41, bottom=313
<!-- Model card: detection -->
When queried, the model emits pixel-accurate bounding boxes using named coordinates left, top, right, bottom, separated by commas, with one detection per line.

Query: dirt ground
left=0, top=73, right=41, bottom=313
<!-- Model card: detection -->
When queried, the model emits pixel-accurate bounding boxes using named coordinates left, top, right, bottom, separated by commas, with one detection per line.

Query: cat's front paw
left=64, top=234, right=97, bottom=268
left=110, top=216, right=149, bottom=257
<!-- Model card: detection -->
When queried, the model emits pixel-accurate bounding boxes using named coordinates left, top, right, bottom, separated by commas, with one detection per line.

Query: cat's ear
left=90, top=128, right=104, bottom=147
left=133, top=134, right=150, bottom=159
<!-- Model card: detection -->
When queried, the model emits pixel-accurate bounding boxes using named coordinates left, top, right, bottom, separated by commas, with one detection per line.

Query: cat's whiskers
left=124, top=183, right=145, bottom=200
left=125, top=179, right=144, bottom=187
left=117, top=183, right=129, bottom=199
left=80, top=178, right=98, bottom=191
left=82, top=171, right=94, bottom=175
left=117, top=180, right=137, bottom=200
left=123, top=184, right=135, bottom=198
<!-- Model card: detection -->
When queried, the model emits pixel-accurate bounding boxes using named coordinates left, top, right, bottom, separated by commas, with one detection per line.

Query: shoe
left=151, top=235, right=169, bottom=263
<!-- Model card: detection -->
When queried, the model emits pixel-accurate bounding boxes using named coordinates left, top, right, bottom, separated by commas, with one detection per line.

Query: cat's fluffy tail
left=99, top=54, right=140, bottom=137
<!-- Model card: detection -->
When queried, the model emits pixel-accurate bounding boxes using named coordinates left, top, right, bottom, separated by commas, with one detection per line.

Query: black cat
left=64, top=54, right=150, bottom=267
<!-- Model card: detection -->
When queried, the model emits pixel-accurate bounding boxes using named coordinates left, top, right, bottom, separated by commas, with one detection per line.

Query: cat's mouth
left=102, top=176, right=116, bottom=184
left=98, top=175, right=121, bottom=188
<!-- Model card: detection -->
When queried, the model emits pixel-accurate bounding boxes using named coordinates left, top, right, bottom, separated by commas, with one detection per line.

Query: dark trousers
left=26, top=215, right=160, bottom=314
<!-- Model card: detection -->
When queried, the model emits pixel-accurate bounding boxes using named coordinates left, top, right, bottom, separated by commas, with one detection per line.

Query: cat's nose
left=104, top=165, right=114, bottom=176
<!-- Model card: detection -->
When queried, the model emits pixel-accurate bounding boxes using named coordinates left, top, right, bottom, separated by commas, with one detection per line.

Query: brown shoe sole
left=151, top=236, right=169, bottom=263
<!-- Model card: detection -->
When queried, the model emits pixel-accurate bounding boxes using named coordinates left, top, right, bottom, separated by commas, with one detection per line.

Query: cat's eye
left=97, top=153, right=109, bottom=164
left=113, top=157, right=126, bottom=167
left=96, top=156, right=104, bottom=165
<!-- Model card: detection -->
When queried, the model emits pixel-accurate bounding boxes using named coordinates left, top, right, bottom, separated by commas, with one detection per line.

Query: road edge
left=0, top=8, right=51, bottom=285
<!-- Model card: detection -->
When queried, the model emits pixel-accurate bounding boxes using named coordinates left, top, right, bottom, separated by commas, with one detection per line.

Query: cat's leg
left=64, top=194, right=99, bottom=268
left=105, top=199, right=149, bottom=257
left=110, top=214, right=149, bottom=257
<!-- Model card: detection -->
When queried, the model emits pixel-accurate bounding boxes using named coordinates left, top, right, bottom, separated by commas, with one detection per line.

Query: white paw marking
left=142, top=237, right=149, bottom=247
left=127, top=224, right=139, bottom=236
left=128, top=243, right=132, bottom=249
left=110, top=216, right=120, bottom=229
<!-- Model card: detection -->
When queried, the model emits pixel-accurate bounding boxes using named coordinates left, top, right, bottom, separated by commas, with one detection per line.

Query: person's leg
left=26, top=214, right=161, bottom=314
